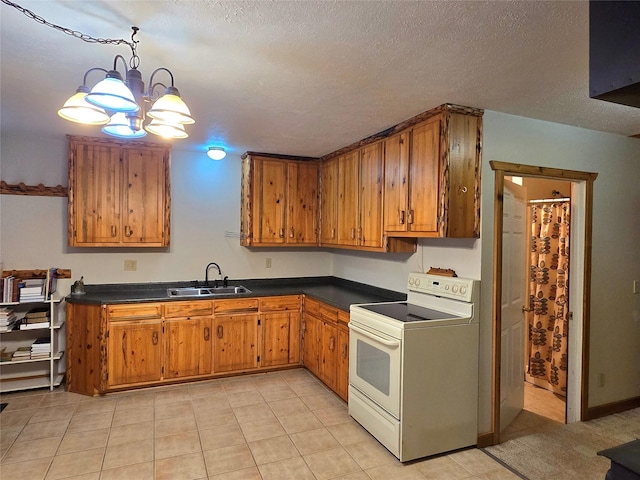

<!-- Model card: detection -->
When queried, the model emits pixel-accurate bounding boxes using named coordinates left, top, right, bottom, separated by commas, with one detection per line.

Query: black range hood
left=589, top=1, right=640, bottom=109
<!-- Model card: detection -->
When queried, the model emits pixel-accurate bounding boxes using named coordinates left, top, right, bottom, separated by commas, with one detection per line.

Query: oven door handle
left=350, top=324, right=400, bottom=348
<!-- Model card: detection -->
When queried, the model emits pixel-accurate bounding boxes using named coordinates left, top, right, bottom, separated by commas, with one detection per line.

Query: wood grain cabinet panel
left=336, top=323, right=349, bottom=402
left=107, top=319, right=163, bottom=387
left=320, top=157, right=339, bottom=245
left=165, top=317, right=212, bottom=378
left=241, top=154, right=319, bottom=246
left=383, top=109, right=482, bottom=238
left=213, top=314, right=259, bottom=372
left=68, top=135, right=171, bottom=247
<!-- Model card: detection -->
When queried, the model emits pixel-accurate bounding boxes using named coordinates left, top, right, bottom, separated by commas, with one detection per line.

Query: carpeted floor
left=484, top=407, right=640, bottom=480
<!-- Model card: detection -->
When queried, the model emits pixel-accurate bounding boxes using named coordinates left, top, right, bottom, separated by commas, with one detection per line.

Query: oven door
left=348, top=320, right=402, bottom=419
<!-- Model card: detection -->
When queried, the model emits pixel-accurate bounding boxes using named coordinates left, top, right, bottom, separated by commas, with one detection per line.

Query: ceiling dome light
left=86, top=70, right=139, bottom=113
left=102, top=112, right=147, bottom=139
left=145, top=120, right=188, bottom=139
left=207, top=147, right=226, bottom=160
left=147, top=87, right=194, bottom=124
left=57, top=88, right=110, bottom=125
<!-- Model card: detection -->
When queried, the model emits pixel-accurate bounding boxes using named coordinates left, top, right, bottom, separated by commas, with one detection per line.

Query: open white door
left=500, top=179, right=527, bottom=432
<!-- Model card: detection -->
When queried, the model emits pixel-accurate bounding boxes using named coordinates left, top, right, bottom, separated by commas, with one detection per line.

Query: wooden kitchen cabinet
left=68, top=135, right=171, bottom=247
left=303, top=297, right=349, bottom=399
left=106, top=302, right=164, bottom=388
left=213, top=313, right=259, bottom=373
left=383, top=108, right=482, bottom=238
left=212, top=297, right=259, bottom=373
left=260, top=296, right=302, bottom=367
left=336, top=314, right=350, bottom=402
left=319, top=157, right=339, bottom=246
left=164, top=301, right=213, bottom=379
left=240, top=153, right=319, bottom=246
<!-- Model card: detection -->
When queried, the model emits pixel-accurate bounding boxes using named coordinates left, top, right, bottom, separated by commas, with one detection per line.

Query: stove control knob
left=460, top=286, right=467, bottom=295
left=445, top=285, right=450, bottom=291
left=409, top=277, right=415, bottom=285
left=452, top=285, right=459, bottom=293
left=415, top=278, right=421, bottom=286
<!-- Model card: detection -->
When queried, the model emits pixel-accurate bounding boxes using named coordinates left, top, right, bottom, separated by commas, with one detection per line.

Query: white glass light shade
left=207, top=147, right=226, bottom=160
left=58, top=91, right=110, bottom=125
left=147, top=94, right=194, bottom=124
left=102, top=113, right=147, bottom=139
left=86, top=76, right=139, bottom=113
left=145, top=120, right=188, bottom=139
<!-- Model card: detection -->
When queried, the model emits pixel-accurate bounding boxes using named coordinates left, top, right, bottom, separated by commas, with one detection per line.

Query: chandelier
left=58, top=26, right=194, bottom=139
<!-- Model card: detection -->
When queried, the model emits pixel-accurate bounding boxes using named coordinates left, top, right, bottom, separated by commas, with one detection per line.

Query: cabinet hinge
left=106, top=372, right=108, bottom=380
left=162, top=366, right=164, bottom=374
left=258, top=318, right=261, bottom=326
left=105, top=330, right=109, bottom=338
left=257, top=355, right=260, bottom=362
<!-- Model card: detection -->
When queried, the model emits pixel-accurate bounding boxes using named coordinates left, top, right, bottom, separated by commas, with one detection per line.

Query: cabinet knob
left=407, top=210, right=414, bottom=225
left=290, top=226, right=294, bottom=238
left=152, top=331, right=158, bottom=345
left=111, top=225, right=117, bottom=237
left=204, top=326, right=210, bottom=341
left=124, top=226, right=133, bottom=237
left=342, top=343, right=348, bottom=359
left=331, top=228, right=335, bottom=239
left=458, top=186, right=468, bottom=194
left=217, top=325, right=224, bottom=338
left=329, top=336, right=336, bottom=351
left=398, top=210, right=405, bottom=225
left=350, top=228, right=356, bottom=240
left=279, top=228, right=285, bottom=238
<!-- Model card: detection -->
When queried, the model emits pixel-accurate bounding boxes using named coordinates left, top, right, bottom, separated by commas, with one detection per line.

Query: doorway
left=505, top=176, right=572, bottom=439
left=489, top=161, right=598, bottom=446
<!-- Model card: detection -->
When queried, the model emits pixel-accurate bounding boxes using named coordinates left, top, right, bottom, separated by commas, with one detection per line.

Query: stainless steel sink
left=166, top=286, right=251, bottom=297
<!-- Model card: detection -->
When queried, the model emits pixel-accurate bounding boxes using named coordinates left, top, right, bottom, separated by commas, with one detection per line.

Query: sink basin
left=166, top=286, right=251, bottom=297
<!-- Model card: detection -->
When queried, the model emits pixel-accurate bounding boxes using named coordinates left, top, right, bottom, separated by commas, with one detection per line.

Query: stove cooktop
left=357, top=302, right=462, bottom=323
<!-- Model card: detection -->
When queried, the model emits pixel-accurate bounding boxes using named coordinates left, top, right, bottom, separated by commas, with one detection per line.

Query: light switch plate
left=124, top=259, right=137, bottom=271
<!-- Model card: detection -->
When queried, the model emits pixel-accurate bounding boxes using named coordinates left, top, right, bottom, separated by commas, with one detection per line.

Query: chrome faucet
left=204, top=262, right=222, bottom=287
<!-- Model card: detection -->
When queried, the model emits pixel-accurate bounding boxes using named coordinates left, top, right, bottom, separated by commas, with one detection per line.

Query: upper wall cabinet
left=383, top=107, right=482, bottom=238
left=241, top=153, right=319, bottom=246
left=67, top=136, right=171, bottom=247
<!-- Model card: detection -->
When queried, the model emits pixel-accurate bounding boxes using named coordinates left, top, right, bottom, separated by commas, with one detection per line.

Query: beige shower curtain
left=526, top=201, right=570, bottom=396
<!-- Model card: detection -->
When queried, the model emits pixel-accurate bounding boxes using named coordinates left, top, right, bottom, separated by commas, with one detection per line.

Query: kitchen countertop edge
left=66, top=276, right=406, bottom=312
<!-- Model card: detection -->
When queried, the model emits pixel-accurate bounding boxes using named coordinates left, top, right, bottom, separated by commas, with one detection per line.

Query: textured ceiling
left=1, top=0, right=639, bottom=158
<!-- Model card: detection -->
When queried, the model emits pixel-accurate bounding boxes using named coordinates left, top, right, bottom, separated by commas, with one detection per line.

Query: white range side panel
left=399, top=322, right=479, bottom=461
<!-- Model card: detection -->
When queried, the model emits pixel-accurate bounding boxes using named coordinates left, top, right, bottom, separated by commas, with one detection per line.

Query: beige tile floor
left=0, top=369, right=521, bottom=480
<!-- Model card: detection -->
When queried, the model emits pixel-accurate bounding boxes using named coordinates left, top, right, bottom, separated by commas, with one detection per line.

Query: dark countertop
left=66, top=276, right=406, bottom=312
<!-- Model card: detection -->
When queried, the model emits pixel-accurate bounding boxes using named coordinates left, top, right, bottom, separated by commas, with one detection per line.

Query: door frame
left=489, top=161, right=598, bottom=445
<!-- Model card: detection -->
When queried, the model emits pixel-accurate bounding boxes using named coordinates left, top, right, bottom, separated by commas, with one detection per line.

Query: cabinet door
left=287, top=162, right=318, bottom=244
left=302, top=313, right=321, bottom=377
left=107, top=319, right=162, bottom=387
left=165, top=317, right=212, bottom=378
left=320, top=158, right=339, bottom=245
left=70, top=142, right=122, bottom=245
left=409, top=118, right=440, bottom=233
left=336, top=324, right=349, bottom=402
left=122, top=147, right=168, bottom=245
left=319, top=320, right=338, bottom=391
left=384, top=132, right=411, bottom=233
left=213, top=314, right=258, bottom=372
left=253, top=159, right=287, bottom=244
left=358, top=142, right=384, bottom=248
left=337, top=152, right=360, bottom=246
left=261, top=312, right=291, bottom=367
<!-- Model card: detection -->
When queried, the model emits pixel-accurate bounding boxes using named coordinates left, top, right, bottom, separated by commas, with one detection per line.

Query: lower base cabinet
left=66, top=295, right=304, bottom=395
left=213, top=313, right=259, bottom=372
left=303, top=297, right=349, bottom=401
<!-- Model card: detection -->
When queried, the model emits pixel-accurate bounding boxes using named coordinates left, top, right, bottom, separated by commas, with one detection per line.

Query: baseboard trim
left=585, top=396, right=640, bottom=420
left=477, top=431, right=496, bottom=448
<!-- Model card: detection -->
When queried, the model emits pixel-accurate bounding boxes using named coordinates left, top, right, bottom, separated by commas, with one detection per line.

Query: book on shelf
left=1, top=276, right=20, bottom=303
left=11, top=346, right=32, bottom=360
left=0, top=347, right=12, bottom=362
left=25, top=306, right=50, bottom=319
left=19, top=321, right=50, bottom=330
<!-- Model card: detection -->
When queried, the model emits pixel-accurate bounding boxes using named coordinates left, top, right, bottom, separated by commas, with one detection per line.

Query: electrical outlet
left=265, top=258, right=272, bottom=269
left=598, top=373, right=606, bottom=388
left=124, top=259, right=137, bottom=271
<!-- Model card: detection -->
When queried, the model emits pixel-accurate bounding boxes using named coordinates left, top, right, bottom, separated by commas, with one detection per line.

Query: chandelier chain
left=1, top=0, right=135, bottom=49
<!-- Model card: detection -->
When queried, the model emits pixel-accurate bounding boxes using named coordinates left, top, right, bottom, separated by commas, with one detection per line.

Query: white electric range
left=348, top=272, right=480, bottom=462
